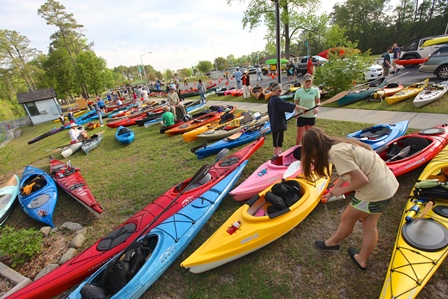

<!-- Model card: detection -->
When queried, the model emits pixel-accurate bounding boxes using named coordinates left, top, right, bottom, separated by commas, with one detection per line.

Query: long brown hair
left=300, top=127, right=372, bottom=181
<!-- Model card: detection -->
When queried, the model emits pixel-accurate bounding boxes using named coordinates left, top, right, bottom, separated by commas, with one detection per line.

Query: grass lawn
left=0, top=97, right=447, bottom=299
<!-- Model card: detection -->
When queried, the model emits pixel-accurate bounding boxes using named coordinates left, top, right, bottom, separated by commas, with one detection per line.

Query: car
left=364, top=63, right=392, bottom=80
left=231, top=67, right=247, bottom=78
left=419, top=45, right=448, bottom=79
left=296, top=56, right=328, bottom=75
left=247, top=66, right=257, bottom=74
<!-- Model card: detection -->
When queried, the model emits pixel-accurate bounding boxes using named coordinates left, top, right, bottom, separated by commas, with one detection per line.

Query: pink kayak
left=230, top=145, right=302, bottom=201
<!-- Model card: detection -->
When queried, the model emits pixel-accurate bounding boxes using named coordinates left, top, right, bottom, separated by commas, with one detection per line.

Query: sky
left=1, top=0, right=343, bottom=72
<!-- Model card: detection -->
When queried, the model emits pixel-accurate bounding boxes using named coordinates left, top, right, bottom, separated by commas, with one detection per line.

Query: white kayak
left=413, top=83, right=447, bottom=108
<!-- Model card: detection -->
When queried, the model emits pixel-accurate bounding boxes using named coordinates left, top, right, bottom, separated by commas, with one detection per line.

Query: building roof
left=17, top=88, right=57, bottom=104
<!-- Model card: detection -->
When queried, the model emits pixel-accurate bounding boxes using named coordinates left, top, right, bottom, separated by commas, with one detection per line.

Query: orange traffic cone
left=226, top=81, right=229, bottom=85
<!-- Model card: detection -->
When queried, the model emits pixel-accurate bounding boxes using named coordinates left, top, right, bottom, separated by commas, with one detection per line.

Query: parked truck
left=399, top=34, right=448, bottom=68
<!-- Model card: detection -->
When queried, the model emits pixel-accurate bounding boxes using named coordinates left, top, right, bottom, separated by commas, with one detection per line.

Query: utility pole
left=273, top=0, right=281, bottom=84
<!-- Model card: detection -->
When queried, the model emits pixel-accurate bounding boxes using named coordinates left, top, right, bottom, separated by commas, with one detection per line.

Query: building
left=17, top=88, right=62, bottom=125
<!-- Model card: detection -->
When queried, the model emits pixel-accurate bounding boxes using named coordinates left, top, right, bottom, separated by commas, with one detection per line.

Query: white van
left=400, top=34, right=448, bottom=60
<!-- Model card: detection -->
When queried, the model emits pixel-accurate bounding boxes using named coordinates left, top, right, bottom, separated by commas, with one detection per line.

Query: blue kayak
left=347, top=120, right=409, bottom=150
left=18, top=165, right=58, bottom=227
left=115, top=126, right=135, bottom=144
left=66, top=160, right=249, bottom=299
left=194, top=121, right=271, bottom=160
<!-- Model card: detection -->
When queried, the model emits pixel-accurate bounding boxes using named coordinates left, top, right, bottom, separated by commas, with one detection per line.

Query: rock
left=60, top=222, right=82, bottom=232
left=39, top=227, right=52, bottom=237
left=51, top=227, right=59, bottom=234
left=75, top=227, right=88, bottom=236
left=34, top=264, right=59, bottom=281
left=70, top=234, right=86, bottom=249
left=59, top=248, right=77, bottom=264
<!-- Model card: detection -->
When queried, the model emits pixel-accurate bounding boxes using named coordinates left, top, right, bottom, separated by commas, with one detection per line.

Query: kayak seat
left=386, top=83, right=399, bottom=88
left=401, top=137, right=430, bottom=156
left=265, top=181, right=301, bottom=218
left=188, top=173, right=212, bottom=190
left=360, top=127, right=392, bottom=139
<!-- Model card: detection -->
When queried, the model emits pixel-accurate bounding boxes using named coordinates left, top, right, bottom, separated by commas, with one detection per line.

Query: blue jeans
left=256, top=72, right=263, bottom=81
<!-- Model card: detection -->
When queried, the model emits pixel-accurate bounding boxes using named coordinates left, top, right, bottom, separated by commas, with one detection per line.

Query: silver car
left=419, top=45, right=448, bottom=79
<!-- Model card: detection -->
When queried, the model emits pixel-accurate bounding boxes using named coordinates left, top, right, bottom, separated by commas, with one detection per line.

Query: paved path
left=209, top=100, right=447, bottom=130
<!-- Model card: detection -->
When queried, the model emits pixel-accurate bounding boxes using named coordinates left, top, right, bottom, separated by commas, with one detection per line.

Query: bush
left=0, top=225, right=43, bottom=267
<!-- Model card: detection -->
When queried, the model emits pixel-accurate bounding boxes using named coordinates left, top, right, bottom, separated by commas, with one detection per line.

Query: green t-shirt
left=162, top=111, right=175, bottom=126
left=294, top=86, right=320, bottom=118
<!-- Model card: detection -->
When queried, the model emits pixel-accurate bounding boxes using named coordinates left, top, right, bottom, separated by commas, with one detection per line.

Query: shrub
left=0, top=225, right=43, bottom=267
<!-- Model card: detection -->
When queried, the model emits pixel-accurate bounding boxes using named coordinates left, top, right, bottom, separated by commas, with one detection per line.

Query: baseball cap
left=303, top=73, right=314, bottom=81
left=70, top=123, right=77, bottom=127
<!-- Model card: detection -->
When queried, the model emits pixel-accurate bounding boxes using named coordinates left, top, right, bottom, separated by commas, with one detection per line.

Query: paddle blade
left=320, top=91, right=349, bottom=106
left=228, top=131, right=243, bottom=141
left=184, top=164, right=211, bottom=192
left=386, top=145, right=411, bottom=162
left=214, top=148, right=230, bottom=163
left=284, top=160, right=301, bottom=179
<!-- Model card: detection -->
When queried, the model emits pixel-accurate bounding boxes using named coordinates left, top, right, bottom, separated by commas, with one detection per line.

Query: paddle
left=252, top=160, right=301, bottom=216
left=386, top=145, right=411, bottom=162
left=45, top=130, right=105, bottom=153
left=413, top=201, right=434, bottom=223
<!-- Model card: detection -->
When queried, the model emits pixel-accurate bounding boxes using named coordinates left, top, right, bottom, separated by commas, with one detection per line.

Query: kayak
left=337, top=77, right=387, bottom=106
left=413, top=83, right=448, bottom=108
left=385, top=78, right=429, bottom=104
left=181, top=107, right=237, bottom=142
left=159, top=109, right=213, bottom=134
left=0, top=175, right=20, bottom=225
left=395, top=58, right=428, bottom=66
left=115, top=126, right=135, bottom=144
left=27, top=126, right=65, bottom=145
left=422, top=35, right=448, bottom=47
left=165, top=109, right=228, bottom=136
left=194, top=121, right=271, bottom=160
left=372, top=82, right=404, bottom=99
left=5, top=139, right=264, bottom=299
left=379, top=144, right=448, bottom=299
left=49, top=157, right=102, bottom=216
left=251, top=84, right=264, bottom=100
left=18, top=165, right=58, bottom=228
left=143, top=101, right=206, bottom=128
left=263, top=87, right=273, bottom=101
left=180, top=170, right=331, bottom=273
left=66, top=160, right=249, bottom=299
left=230, top=145, right=303, bottom=202
left=346, top=120, right=410, bottom=150
left=196, top=112, right=268, bottom=143
left=82, top=132, right=104, bottom=154
left=376, top=124, right=448, bottom=176
left=135, top=100, right=201, bottom=127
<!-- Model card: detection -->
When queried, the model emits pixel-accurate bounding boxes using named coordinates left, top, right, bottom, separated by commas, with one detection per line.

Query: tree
left=0, top=30, right=41, bottom=92
left=197, top=60, right=213, bottom=74
left=38, top=0, right=90, bottom=98
left=214, top=57, right=228, bottom=70
left=227, top=0, right=328, bottom=59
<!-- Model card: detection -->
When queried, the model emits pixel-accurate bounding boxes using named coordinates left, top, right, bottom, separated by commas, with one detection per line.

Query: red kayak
left=107, top=114, right=148, bottom=128
left=49, top=157, right=102, bottom=216
left=6, top=138, right=264, bottom=299
left=376, top=124, right=448, bottom=176
left=396, top=58, right=428, bottom=66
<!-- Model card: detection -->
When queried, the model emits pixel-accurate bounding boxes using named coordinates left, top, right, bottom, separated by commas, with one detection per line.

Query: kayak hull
left=18, top=166, right=58, bottom=228
left=347, top=120, right=410, bottom=150
left=385, top=79, right=429, bottom=104
left=379, top=145, right=448, bottom=299
left=0, top=175, right=20, bottom=225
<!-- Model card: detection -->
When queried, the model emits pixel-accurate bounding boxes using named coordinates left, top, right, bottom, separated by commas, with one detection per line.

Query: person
left=141, top=87, right=149, bottom=104
left=116, top=98, right=123, bottom=106
left=97, top=97, right=106, bottom=113
left=256, top=65, right=263, bottom=81
left=58, top=114, right=66, bottom=125
left=87, top=99, right=93, bottom=110
left=307, top=57, right=314, bottom=75
left=234, top=68, right=242, bottom=89
left=294, top=73, right=320, bottom=145
left=383, top=46, right=393, bottom=77
left=93, top=103, right=104, bottom=126
left=391, top=43, right=401, bottom=74
left=197, top=79, right=207, bottom=104
left=224, top=71, right=229, bottom=83
left=267, top=64, right=271, bottom=76
left=69, top=123, right=88, bottom=143
left=67, top=111, right=76, bottom=124
left=160, top=106, right=175, bottom=127
left=267, top=82, right=301, bottom=156
left=287, top=64, right=294, bottom=82
left=242, top=71, right=251, bottom=100
left=300, top=127, right=399, bottom=271
left=184, top=77, right=188, bottom=86
left=167, top=86, right=186, bottom=121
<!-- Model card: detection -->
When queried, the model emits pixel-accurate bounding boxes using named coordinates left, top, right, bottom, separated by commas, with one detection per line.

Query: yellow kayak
left=385, top=78, right=429, bottom=104
left=180, top=172, right=331, bottom=273
left=181, top=107, right=239, bottom=142
left=52, top=109, right=88, bottom=122
left=422, top=35, right=448, bottom=47
left=379, top=145, right=448, bottom=299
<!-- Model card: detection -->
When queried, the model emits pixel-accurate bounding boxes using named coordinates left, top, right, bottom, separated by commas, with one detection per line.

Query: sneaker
left=396, top=69, right=400, bottom=73
left=390, top=71, right=395, bottom=74
left=100, top=125, right=104, bottom=127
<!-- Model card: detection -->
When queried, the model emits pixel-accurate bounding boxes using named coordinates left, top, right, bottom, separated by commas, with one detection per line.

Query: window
left=25, top=102, right=40, bottom=116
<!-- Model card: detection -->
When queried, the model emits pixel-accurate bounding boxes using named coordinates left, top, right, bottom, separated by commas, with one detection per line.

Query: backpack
left=265, top=180, right=301, bottom=214
left=99, top=240, right=149, bottom=296
left=413, top=180, right=448, bottom=200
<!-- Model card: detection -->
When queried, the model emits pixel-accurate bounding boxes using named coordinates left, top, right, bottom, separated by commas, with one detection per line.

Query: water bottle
left=322, top=194, right=345, bottom=203
left=405, top=201, right=423, bottom=222
left=226, top=220, right=241, bottom=235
